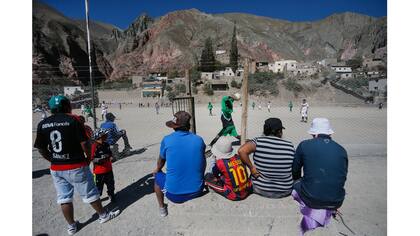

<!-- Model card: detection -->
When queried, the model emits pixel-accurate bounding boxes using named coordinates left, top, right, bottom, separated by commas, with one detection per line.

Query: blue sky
left=40, top=0, right=387, bottom=29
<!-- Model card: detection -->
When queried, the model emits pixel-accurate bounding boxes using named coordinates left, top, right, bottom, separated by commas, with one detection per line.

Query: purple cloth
left=292, top=190, right=335, bottom=235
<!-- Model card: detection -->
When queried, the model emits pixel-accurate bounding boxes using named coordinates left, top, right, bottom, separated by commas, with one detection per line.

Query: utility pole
left=185, top=69, right=191, bottom=96
left=84, top=0, right=97, bottom=129
left=241, top=58, right=250, bottom=145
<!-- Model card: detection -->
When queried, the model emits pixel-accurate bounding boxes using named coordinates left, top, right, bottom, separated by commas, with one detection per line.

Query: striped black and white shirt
left=251, top=136, right=295, bottom=193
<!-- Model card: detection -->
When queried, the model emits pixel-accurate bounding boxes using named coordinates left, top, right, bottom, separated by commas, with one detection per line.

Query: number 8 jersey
left=34, top=113, right=89, bottom=171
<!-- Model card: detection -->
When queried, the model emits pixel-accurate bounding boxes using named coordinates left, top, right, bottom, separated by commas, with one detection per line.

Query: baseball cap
left=48, top=95, right=70, bottom=111
left=264, top=118, right=285, bottom=131
left=308, top=118, right=334, bottom=135
left=105, top=112, right=116, bottom=121
left=166, top=111, right=191, bottom=129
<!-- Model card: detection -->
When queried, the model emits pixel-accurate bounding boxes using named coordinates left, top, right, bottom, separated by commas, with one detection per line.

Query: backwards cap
left=48, top=95, right=70, bottom=112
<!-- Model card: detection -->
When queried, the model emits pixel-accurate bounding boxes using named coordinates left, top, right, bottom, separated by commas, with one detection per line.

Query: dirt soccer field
left=32, top=103, right=386, bottom=236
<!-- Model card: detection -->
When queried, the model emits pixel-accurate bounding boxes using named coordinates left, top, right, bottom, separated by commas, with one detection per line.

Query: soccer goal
left=171, top=96, right=197, bottom=134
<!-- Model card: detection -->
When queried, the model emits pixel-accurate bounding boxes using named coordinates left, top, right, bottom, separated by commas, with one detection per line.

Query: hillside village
left=109, top=54, right=386, bottom=105
left=59, top=55, right=387, bottom=107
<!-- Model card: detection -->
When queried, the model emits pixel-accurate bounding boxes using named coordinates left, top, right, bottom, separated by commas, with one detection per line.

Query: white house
left=142, top=78, right=163, bottom=97
left=148, top=72, right=168, bottom=81
left=219, top=67, right=235, bottom=77
left=201, top=72, right=215, bottom=80
left=291, top=63, right=318, bottom=77
left=64, top=86, right=84, bottom=97
left=318, top=58, right=338, bottom=67
left=339, top=72, right=353, bottom=79
left=166, top=77, right=185, bottom=84
left=293, top=67, right=318, bottom=77
left=331, top=65, right=353, bottom=79
left=369, top=77, right=387, bottom=93
left=268, top=60, right=297, bottom=73
left=130, top=75, right=146, bottom=88
left=363, top=58, right=384, bottom=68
left=236, top=68, right=244, bottom=77
left=156, top=76, right=168, bottom=81
left=331, top=65, right=352, bottom=73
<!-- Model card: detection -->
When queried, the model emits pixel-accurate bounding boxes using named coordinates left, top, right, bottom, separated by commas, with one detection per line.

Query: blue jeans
left=51, top=166, right=100, bottom=204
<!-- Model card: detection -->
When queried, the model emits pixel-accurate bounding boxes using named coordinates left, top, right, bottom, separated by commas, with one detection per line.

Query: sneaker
left=67, top=221, right=79, bottom=235
left=204, top=149, right=212, bottom=158
left=99, top=209, right=121, bottom=224
left=122, top=146, right=132, bottom=155
left=159, top=204, right=168, bottom=217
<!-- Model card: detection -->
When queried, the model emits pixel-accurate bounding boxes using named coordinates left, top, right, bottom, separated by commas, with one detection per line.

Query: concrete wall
left=64, top=86, right=84, bottom=97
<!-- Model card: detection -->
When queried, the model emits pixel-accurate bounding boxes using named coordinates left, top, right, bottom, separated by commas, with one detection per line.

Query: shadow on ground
left=112, top=148, right=147, bottom=163
left=79, top=173, right=155, bottom=230
left=109, top=173, right=155, bottom=212
left=33, top=168, right=50, bottom=179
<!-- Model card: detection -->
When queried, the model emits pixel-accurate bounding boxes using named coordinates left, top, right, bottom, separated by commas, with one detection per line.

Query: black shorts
left=221, top=114, right=234, bottom=129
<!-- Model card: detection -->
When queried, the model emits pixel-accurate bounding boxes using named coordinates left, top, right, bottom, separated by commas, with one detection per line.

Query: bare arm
left=80, top=141, right=90, bottom=159
left=153, top=156, right=166, bottom=174
left=238, top=141, right=259, bottom=178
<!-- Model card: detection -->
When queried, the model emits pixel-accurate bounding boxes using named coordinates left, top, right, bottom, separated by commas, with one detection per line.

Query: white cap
left=308, top=118, right=334, bottom=135
left=211, top=136, right=234, bottom=159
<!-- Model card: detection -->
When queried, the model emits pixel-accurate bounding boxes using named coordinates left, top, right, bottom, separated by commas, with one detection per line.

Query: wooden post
left=241, top=58, right=249, bottom=145
left=184, top=69, right=196, bottom=133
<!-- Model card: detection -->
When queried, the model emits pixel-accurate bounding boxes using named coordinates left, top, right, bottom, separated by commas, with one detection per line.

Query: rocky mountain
left=33, top=1, right=387, bottom=82
left=32, top=1, right=119, bottom=84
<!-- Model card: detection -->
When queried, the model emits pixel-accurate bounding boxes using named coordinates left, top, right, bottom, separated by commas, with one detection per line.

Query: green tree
left=229, top=23, right=239, bottom=73
left=168, top=70, right=180, bottom=79
left=283, top=78, right=303, bottom=97
left=346, top=57, right=363, bottom=69
left=190, top=67, right=201, bottom=85
left=165, top=85, right=173, bottom=92
left=231, top=80, right=241, bottom=88
left=248, top=72, right=280, bottom=96
left=166, top=91, right=176, bottom=101
left=203, top=83, right=214, bottom=95
left=200, top=37, right=216, bottom=72
left=215, top=60, right=228, bottom=71
left=174, top=83, right=187, bottom=95
left=192, top=85, right=198, bottom=94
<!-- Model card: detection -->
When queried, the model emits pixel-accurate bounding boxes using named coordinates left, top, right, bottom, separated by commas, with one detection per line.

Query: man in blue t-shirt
left=153, top=111, right=206, bottom=217
left=100, top=113, right=132, bottom=157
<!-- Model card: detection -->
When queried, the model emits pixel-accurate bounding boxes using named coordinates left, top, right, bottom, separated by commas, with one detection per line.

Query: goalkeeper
left=209, top=93, right=241, bottom=147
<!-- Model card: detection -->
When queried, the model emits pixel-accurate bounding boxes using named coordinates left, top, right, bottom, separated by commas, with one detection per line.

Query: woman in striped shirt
left=238, top=118, right=295, bottom=198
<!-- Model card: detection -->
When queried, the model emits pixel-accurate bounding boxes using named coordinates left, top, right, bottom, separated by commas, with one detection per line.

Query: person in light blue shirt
left=153, top=111, right=206, bottom=217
